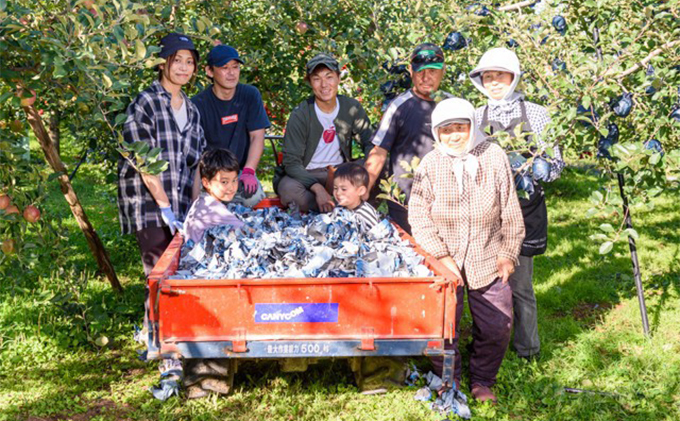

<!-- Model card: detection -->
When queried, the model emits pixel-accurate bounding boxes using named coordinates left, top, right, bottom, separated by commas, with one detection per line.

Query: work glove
left=239, top=167, right=258, bottom=199
left=160, top=206, right=184, bottom=236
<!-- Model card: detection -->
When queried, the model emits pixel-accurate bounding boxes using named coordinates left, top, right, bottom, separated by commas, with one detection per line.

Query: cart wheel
left=352, top=357, right=408, bottom=392
left=183, top=358, right=237, bottom=397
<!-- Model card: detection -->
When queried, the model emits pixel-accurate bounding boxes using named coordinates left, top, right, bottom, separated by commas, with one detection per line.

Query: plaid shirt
left=409, top=142, right=525, bottom=290
left=117, top=80, right=205, bottom=234
left=475, top=100, right=565, bottom=182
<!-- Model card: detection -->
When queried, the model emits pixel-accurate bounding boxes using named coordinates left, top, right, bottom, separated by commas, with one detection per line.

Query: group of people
left=117, top=32, right=564, bottom=403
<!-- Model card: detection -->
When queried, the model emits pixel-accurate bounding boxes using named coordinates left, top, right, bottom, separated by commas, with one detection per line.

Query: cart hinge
left=359, top=327, right=375, bottom=351
left=232, top=328, right=247, bottom=353
left=160, top=285, right=186, bottom=295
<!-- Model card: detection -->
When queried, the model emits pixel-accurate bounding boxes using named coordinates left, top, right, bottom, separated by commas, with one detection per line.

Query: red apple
left=0, top=195, right=9, bottom=210
left=17, top=88, right=36, bottom=107
left=1, top=239, right=15, bottom=254
left=23, top=205, right=40, bottom=223
left=5, top=205, right=19, bottom=215
left=296, top=21, right=309, bottom=35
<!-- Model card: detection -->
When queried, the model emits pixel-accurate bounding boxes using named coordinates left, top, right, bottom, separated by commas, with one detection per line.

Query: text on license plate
left=266, top=343, right=331, bottom=355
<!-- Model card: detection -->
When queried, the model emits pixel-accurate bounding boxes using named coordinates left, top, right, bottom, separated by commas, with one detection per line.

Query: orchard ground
left=0, top=136, right=678, bottom=421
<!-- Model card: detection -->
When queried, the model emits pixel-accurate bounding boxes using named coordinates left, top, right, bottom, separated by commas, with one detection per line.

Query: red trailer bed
left=145, top=200, right=458, bottom=390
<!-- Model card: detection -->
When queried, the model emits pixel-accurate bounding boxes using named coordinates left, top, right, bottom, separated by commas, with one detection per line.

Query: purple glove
left=239, top=167, right=258, bottom=199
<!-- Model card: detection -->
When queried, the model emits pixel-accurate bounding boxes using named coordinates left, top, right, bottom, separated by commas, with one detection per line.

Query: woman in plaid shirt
left=409, top=98, right=525, bottom=403
left=117, top=33, right=205, bottom=275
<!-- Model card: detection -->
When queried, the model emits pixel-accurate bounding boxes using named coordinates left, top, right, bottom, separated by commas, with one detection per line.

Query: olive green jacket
left=273, top=95, right=373, bottom=191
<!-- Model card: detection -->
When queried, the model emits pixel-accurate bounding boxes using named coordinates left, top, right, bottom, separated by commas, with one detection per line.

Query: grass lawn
left=0, top=136, right=678, bottom=420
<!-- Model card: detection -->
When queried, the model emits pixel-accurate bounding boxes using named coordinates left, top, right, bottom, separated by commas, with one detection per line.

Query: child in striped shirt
left=332, top=162, right=380, bottom=231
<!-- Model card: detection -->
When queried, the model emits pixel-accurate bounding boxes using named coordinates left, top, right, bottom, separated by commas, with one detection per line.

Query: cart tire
left=352, top=357, right=407, bottom=392
left=183, top=358, right=236, bottom=397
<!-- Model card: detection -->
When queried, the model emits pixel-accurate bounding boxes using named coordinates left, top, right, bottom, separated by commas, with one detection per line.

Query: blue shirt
left=192, top=83, right=270, bottom=168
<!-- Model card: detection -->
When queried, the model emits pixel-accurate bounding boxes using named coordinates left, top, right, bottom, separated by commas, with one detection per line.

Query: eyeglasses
left=411, top=50, right=444, bottom=66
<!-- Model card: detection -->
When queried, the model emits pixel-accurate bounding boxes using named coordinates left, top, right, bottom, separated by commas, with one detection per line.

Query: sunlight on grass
left=1, top=151, right=679, bottom=420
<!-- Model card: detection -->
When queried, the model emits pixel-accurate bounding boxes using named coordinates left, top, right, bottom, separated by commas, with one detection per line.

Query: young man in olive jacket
left=274, top=53, right=373, bottom=212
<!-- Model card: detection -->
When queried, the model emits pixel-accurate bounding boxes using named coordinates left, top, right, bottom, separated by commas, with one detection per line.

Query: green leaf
left=0, top=91, right=13, bottom=103
left=623, top=228, right=639, bottom=240
left=102, top=73, right=113, bottom=89
left=145, top=160, right=169, bottom=175
left=599, top=223, right=615, bottom=233
left=131, top=141, right=149, bottom=155
left=135, top=39, right=146, bottom=60
left=53, top=63, right=67, bottom=79
left=147, top=147, right=162, bottom=159
left=114, top=113, right=127, bottom=126
left=599, top=241, right=613, bottom=254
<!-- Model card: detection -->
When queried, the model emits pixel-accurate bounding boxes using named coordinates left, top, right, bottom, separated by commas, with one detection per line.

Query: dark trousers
left=510, top=255, right=540, bottom=357
left=135, top=226, right=174, bottom=277
left=387, top=201, right=411, bottom=235
left=433, top=276, right=513, bottom=387
left=277, top=168, right=329, bottom=213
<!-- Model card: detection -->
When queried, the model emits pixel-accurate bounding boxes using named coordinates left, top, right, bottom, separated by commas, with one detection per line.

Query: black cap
left=410, top=43, right=445, bottom=72
left=306, top=53, right=340, bottom=75
left=159, top=33, right=199, bottom=61
left=207, top=45, right=244, bottom=67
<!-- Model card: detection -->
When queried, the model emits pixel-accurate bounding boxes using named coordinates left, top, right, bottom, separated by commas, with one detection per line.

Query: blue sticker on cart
left=254, top=303, right=339, bottom=323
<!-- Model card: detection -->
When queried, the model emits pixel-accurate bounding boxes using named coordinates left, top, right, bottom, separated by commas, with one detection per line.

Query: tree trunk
left=22, top=104, right=123, bottom=293
left=48, top=111, right=61, bottom=156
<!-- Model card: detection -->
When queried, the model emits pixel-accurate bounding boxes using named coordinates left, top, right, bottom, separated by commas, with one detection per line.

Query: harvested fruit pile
left=172, top=205, right=432, bottom=280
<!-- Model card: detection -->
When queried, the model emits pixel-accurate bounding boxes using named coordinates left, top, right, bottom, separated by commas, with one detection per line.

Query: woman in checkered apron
left=117, top=33, right=205, bottom=275
left=409, top=97, right=525, bottom=403
left=470, top=48, right=566, bottom=362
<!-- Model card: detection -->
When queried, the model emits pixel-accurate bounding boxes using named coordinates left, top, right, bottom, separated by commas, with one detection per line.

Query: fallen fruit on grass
left=23, top=205, right=40, bottom=223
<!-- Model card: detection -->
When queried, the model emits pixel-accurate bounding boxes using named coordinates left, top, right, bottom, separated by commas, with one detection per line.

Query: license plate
left=265, top=342, right=332, bottom=355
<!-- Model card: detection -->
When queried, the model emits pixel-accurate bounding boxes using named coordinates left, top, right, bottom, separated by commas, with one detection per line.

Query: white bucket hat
left=469, top=48, right=521, bottom=101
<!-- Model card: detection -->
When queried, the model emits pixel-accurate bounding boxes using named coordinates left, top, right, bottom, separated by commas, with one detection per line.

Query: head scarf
left=469, top=47, right=523, bottom=113
left=431, top=98, right=487, bottom=194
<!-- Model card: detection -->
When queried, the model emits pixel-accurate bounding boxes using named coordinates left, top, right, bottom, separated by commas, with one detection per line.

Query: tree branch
left=498, top=1, right=536, bottom=12
left=616, top=39, right=680, bottom=78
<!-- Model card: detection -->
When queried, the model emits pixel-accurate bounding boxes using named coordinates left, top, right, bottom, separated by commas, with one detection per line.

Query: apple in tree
left=17, top=88, right=36, bottom=107
left=0, top=195, right=10, bottom=210
left=296, top=21, right=309, bottom=35
left=5, top=205, right=19, bottom=215
left=1, top=239, right=15, bottom=254
left=23, top=205, right=41, bottom=223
